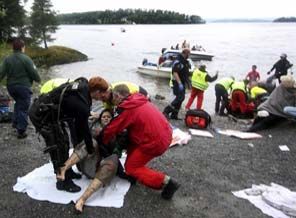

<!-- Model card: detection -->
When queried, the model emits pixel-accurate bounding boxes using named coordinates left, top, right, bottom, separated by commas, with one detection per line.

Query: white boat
left=164, top=49, right=214, bottom=61
left=137, top=59, right=195, bottom=79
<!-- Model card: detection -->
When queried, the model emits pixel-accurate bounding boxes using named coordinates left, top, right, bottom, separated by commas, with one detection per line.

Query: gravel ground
left=0, top=98, right=295, bottom=218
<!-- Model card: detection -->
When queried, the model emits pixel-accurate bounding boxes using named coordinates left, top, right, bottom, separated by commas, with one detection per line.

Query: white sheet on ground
left=170, top=128, right=191, bottom=147
left=233, top=183, right=296, bottom=218
left=13, top=156, right=130, bottom=208
left=189, top=129, right=214, bottom=138
left=215, top=129, right=262, bottom=139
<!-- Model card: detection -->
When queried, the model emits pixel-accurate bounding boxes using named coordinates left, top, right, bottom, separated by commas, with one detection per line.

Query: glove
left=178, top=83, right=184, bottom=91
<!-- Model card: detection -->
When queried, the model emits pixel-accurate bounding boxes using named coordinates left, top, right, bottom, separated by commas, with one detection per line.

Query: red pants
left=125, top=148, right=165, bottom=190
left=230, top=90, right=254, bottom=114
left=185, top=87, right=204, bottom=110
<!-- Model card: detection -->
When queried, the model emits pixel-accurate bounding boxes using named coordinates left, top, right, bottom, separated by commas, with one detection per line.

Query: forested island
left=273, top=17, right=296, bottom=22
left=57, top=9, right=205, bottom=24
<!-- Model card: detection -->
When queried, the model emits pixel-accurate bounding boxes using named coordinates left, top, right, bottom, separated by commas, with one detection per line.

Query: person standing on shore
left=163, top=48, right=191, bottom=119
left=0, top=38, right=41, bottom=139
left=245, top=65, right=260, bottom=83
left=267, top=53, right=293, bottom=83
left=185, top=64, right=218, bottom=110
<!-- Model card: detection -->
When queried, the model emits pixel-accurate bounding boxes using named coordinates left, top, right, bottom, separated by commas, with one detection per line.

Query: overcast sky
left=25, top=0, right=296, bottom=19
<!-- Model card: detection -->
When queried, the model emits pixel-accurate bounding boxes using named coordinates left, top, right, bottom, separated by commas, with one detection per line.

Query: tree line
left=273, top=17, right=296, bottom=22
left=0, top=0, right=58, bottom=48
left=57, top=9, right=205, bottom=25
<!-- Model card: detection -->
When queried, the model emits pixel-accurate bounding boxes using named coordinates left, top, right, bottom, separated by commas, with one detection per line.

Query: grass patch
left=0, top=44, right=88, bottom=67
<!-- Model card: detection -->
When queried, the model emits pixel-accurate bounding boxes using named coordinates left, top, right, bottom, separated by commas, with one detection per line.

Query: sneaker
left=17, top=132, right=27, bottom=139
left=56, top=180, right=81, bottom=193
left=161, top=178, right=180, bottom=200
left=68, top=168, right=82, bottom=179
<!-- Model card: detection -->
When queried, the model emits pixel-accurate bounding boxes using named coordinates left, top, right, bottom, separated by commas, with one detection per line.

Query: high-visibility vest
left=191, top=69, right=209, bottom=91
left=111, top=81, right=140, bottom=94
left=40, top=78, right=73, bottom=94
left=217, top=77, right=234, bottom=91
left=231, top=81, right=246, bottom=93
left=104, top=81, right=141, bottom=109
left=250, top=86, right=267, bottom=99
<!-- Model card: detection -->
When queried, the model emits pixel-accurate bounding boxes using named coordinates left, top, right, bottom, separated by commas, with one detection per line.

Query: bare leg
left=56, top=152, right=80, bottom=181
left=75, top=178, right=102, bottom=213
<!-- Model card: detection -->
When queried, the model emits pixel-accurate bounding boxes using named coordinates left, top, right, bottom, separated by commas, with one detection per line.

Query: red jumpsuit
left=102, top=93, right=172, bottom=189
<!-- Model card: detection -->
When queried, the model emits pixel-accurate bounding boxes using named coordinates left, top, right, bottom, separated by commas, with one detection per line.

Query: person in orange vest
left=185, top=64, right=218, bottom=110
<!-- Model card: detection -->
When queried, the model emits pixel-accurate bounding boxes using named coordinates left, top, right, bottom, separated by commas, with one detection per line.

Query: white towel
left=13, top=160, right=130, bottom=208
left=233, top=183, right=296, bottom=218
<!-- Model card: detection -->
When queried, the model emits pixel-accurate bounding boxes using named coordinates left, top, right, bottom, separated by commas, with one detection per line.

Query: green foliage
left=25, top=45, right=87, bottom=67
left=29, top=0, right=58, bottom=49
left=57, top=9, right=206, bottom=25
left=1, top=44, right=87, bottom=68
left=0, top=0, right=26, bottom=42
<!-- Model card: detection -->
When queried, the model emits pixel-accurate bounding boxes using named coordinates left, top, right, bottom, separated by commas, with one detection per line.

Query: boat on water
left=164, top=49, right=214, bottom=61
left=137, top=59, right=195, bottom=79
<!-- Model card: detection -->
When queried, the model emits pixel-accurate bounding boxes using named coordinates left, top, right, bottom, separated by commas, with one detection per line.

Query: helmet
left=280, top=53, right=287, bottom=58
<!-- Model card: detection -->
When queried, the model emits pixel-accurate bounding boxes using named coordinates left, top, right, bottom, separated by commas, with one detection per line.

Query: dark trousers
left=163, top=81, right=185, bottom=118
left=7, top=85, right=32, bottom=134
left=247, top=114, right=285, bottom=132
left=215, top=84, right=228, bottom=114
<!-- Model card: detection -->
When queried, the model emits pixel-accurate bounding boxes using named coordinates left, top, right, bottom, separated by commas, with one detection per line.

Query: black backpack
left=185, top=109, right=211, bottom=129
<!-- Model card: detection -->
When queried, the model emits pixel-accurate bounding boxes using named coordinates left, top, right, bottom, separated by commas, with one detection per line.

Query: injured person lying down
left=247, top=75, right=296, bottom=132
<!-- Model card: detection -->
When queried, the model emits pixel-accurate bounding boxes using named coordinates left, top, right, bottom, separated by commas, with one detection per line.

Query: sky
left=25, top=0, right=296, bottom=19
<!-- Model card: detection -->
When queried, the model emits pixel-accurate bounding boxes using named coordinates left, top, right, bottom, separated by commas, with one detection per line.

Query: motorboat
left=137, top=59, right=195, bottom=79
left=164, top=49, right=214, bottom=61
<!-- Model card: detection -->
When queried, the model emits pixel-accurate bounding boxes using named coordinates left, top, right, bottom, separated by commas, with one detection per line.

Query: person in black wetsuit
left=267, top=53, right=293, bottom=83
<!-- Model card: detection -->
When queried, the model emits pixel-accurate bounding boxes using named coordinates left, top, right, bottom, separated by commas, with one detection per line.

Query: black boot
left=170, top=109, right=180, bottom=120
left=163, top=105, right=173, bottom=119
left=161, top=178, right=180, bottom=200
left=67, top=168, right=82, bottom=179
left=56, top=179, right=81, bottom=193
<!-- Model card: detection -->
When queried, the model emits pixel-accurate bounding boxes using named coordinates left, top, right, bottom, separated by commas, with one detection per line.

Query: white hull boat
left=137, top=59, right=195, bottom=79
left=137, top=65, right=172, bottom=79
left=164, top=49, right=214, bottom=61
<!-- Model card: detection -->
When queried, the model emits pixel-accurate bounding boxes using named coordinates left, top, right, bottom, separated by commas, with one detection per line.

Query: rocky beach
left=0, top=98, right=295, bottom=218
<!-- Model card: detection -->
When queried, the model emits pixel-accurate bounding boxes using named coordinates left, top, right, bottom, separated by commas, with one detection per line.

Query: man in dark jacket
left=29, top=78, right=94, bottom=193
left=163, top=48, right=191, bottom=119
left=100, top=84, right=180, bottom=200
left=267, top=53, right=293, bottom=83
left=0, top=38, right=41, bottom=138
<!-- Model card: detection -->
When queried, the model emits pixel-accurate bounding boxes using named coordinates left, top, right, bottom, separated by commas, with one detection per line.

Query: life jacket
left=185, top=109, right=211, bottom=129
left=104, top=81, right=144, bottom=109
left=40, top=78, right=74, bottom=94
left=250, top=86, right=267, bottom=99
left=217, top=77, right=234, bottom=91
left=111, top=81, right=140, bottom=94
left=231, top=81, right=247, bottom=93
left=191, top=69, right=209, bottom=91
left=29, top=77, right=89, bottom=130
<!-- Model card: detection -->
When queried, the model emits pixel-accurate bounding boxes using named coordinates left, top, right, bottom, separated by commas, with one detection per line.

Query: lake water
left=49, top=23, right=296, bottom=113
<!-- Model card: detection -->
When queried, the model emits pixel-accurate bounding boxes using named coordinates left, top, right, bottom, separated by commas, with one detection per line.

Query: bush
left=25, top=46, right=88, bottom=67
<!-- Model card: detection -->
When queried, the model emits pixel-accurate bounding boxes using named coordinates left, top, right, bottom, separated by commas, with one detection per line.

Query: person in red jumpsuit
left=99, top=84, right=180, bottom=200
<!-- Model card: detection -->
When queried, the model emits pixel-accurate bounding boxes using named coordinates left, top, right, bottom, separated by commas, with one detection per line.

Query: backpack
left=0, top=89, right=13, bottom=123
left=185, top=109, right=211, bottom=129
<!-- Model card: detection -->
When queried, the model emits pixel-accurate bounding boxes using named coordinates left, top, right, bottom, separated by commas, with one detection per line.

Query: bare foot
left=75, top=199, right=85, bottom=213
left=56, top=167, right=66, bottom=181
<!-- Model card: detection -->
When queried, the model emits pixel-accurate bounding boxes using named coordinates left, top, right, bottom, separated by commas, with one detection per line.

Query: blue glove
left=178, top=83, right=184, bottom=91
